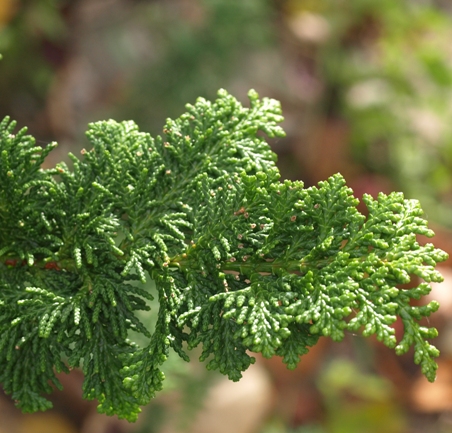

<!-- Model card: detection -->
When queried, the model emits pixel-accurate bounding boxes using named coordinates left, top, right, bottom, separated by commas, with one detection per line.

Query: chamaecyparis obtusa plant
left=0, top=89, right=448, bottom=421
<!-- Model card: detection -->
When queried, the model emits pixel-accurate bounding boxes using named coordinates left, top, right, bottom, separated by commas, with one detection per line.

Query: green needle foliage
left=0, top=89, right=448, bottom=421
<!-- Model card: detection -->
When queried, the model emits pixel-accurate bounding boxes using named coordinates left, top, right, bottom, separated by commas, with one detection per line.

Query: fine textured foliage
left=0, top=89, right=448, bottom=421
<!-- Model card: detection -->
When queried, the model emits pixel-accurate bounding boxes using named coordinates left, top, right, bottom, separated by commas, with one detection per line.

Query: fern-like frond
left=0, top=89, right=447, bottom=419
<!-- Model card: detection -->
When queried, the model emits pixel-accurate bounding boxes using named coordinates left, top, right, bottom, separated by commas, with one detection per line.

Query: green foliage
left=0, top=89, right=447, bottom=421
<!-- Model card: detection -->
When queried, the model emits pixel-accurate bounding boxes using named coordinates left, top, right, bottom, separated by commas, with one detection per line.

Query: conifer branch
left=0, top=90, right=448, bottom=421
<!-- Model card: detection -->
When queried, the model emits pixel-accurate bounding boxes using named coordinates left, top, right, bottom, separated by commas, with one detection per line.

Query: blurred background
left=1, top=0, right=452, bottom=432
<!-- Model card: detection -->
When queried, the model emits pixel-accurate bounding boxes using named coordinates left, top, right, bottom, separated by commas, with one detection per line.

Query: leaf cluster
left=0, top=89, right=448, bottom=421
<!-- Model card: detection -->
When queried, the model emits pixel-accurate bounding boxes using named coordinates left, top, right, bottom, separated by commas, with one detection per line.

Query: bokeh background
left=1, top=0, right=452, bottom=432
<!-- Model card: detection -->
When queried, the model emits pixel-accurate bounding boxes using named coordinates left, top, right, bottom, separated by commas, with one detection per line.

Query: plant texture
left=0, top=89, right=447, bottom=421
